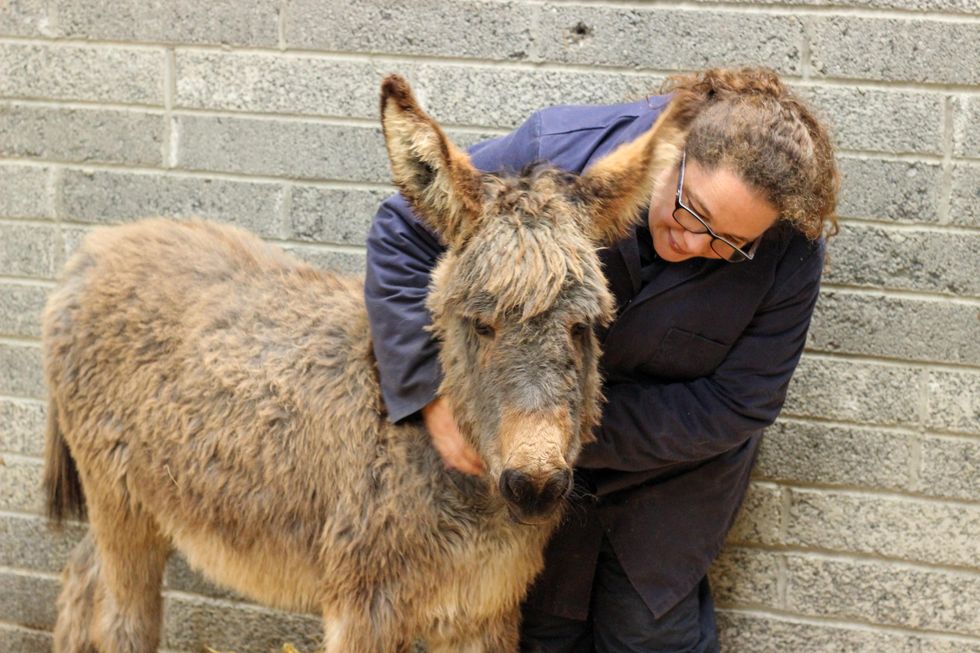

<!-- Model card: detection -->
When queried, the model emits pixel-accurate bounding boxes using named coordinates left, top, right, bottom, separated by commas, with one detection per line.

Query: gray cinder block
left=0, top=165, right=52, bottom=219
left=0, top=43, right=164, bottom=106
left=536, top=6, right=803, bottom=74
left=825, top=224, right=980, bottom=296
left=53, top=0, right=280, bottom=47
left=60, top=169, right=285, bottom=238
left=837, top=157, right=942, bottom=223
left=287, top=0, right=535, bottom=61
left=808, top=290, right=980, bottom=365
left=785, top=555, right=980, bottom=636
left=0, top=104, right=164, bottom=167
left=757, top=420, right=914, bottom=491
left=810, top=17, right=980, bottom=85
left=783, top=355, right=921, bottom=426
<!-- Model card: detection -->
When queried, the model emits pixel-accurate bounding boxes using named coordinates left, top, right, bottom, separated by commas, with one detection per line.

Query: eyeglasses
left=673, top=151, right=760, bottom=263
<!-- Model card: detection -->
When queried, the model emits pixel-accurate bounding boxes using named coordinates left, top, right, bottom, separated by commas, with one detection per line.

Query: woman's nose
left=682, top=229, right=714, bottom=256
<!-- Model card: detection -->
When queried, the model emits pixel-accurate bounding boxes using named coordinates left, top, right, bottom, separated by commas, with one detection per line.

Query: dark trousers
left=520, top=537, right=719, bottom=653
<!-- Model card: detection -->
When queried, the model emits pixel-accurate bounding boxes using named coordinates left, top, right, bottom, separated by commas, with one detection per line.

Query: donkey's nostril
left=499, top=468, right=533, bottom=505
left=542, top=468, right=573, bottom=504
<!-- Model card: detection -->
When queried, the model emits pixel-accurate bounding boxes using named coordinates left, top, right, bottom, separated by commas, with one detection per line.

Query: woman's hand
left=421, top=396, right=485, bottom=476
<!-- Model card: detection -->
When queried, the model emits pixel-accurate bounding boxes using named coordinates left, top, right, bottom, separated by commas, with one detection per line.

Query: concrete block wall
left=0, top=1, right=977, bottom=651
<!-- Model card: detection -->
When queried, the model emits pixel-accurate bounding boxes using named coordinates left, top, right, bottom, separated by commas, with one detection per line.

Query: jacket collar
left=614, top=226, right=718, bottom=306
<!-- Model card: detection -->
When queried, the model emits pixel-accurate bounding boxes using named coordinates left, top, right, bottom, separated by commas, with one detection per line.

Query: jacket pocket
left=654, top=327, right=731, bottom=380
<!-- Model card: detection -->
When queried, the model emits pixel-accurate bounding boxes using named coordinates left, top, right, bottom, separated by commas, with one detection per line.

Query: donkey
left=42, top=75, right=693, bottom=652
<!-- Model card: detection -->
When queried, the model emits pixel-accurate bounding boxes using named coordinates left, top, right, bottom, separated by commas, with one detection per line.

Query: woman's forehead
left=684, top=159, right=779, bottom=240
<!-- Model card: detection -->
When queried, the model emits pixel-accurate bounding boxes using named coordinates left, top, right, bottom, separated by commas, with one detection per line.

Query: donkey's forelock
left=439, top=170, right=614, bottom=323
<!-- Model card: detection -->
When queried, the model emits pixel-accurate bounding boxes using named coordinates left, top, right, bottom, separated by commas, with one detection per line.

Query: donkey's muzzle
left=499, top=467, right=573, bottom=519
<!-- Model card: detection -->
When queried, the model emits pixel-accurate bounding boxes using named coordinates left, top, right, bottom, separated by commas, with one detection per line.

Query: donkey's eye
left=473, top=319, right=495, bottom=338
left=571, top=322, right=589, bottom=338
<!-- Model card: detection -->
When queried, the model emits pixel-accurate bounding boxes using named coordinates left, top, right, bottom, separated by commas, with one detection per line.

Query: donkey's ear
left=380, top=75, right=483, bottom=248
left=575, top=94, right=699, bottom=245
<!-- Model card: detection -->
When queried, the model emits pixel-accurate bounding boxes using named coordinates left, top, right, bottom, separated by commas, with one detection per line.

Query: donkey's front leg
left=427, top=610, right=520, bottom=653
left=322, top=607, right=414, bottom=653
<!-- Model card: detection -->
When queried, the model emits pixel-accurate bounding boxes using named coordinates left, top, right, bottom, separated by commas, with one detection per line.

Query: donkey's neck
left=389, top=419, right=504, bottom=517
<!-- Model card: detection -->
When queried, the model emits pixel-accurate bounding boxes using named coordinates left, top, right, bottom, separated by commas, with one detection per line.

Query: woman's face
left=647, top=157, right=780, bottom=263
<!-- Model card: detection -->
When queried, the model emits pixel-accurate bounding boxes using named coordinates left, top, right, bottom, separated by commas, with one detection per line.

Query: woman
left=364, top=67, right=839, bottom=652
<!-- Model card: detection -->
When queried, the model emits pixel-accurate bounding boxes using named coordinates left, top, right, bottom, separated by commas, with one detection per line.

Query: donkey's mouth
left=506, top=506, right=557, bottom=527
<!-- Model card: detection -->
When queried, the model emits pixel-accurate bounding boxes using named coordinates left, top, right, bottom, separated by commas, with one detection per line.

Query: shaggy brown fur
left=43, top=76, right=693, bottom=652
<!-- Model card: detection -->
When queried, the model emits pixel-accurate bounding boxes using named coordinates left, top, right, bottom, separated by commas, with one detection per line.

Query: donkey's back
left=44, top=218, right=395, bottom=614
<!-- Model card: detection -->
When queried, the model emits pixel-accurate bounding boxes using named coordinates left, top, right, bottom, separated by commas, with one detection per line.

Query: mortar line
left=777, top=411, right=980, bottom=439
left=0, top=216, right=370, bottom=255
left=0, top=390, right=44, bottom=402
left=911, top=368, right=930, bottom=491
left=528, top=0, right=543, bottom=61
left=0, top=335, right=40, bottom=346
left=44, top=163, right=60, bottom=223
left=836, top=217, right=980, bottom=234
left=799, top=348, right=980, bottom=373
left=0, top=619, right=56, bottom=634
left=168, top=107, right=509, bottom=135
left=716, top=606, right=980, bottom=643
left=801, top=348, right=980, bottom=371
left=919, top=430, right=980, bottom=442
left=0, top=394, right=46, bottom=406
left=836, top=150, right=944, bottom=163
left=0, top=451, right=44, bottom=464
left=277, top=0, right=288, bottom=50
left=820, top=283, right=980, bottom=303
left=800, top=14, right=813, bottom=82
left=0, top=565, right=59, bottom=580
left=776, top=486, right=790, bottom=613
left=49, top=164, right=66, bottom=270
left=723, top=543, right=980, bottom=576
left=746, top=480, right=980, bottom=509
left=0, top=156, right=397, bottom=190
left=2, top=94, right=963, bottom=157
left=271, top=239, right=366, bottom=255
left=0, top=506, right=84, bottom=528
left=160, top=586, right=317, bottom=615
left=277, top=183, right=293, bottom=239
left=938, top=95, right=956, bottom=224
left=163, top=48, right=177, bottom=169
left=776, top=414, right=921, bottom=434
left=42, top=0, right=58, bottom=36
left=535, top=0, right=980, bottom=22
left=819, top=283, right=980, bottom=304
left=776, top=413, right=980, bottom=440
left=0, top=95, right=165, bottom=111
left=776, top=552, right=789, bottom=609
left=3, top=34, right=980, bottom=94
left=0, top=618, right=51, bottom=632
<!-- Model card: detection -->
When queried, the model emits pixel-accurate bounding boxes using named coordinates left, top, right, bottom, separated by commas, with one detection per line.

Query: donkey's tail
left=44, top=398, right=86, bottom=526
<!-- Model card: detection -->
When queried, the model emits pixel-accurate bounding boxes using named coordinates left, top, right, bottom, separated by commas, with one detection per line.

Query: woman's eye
left=473, top=320, right=495, bottom=338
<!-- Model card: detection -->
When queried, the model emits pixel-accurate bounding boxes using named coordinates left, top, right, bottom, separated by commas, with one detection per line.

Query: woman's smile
left=667, top=229, right=687, bottom=256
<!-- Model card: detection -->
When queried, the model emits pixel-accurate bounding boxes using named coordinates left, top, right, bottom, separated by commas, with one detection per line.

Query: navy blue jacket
left=364, top=96, right=824, bottom=620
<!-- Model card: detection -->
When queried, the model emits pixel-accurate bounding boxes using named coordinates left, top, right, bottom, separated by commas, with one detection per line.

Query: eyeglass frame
left=673, top=150, right=761, bottom=263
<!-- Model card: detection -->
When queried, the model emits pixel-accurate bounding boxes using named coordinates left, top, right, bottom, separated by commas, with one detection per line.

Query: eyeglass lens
left=672, top=207, right=745, bottom=261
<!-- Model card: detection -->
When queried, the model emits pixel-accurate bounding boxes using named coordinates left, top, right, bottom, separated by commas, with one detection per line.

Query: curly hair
left=661, top=67, right=840, bottom=240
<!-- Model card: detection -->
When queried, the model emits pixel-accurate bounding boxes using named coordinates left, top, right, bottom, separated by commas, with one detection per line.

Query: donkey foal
left=42, top=76, right=694, bottom=652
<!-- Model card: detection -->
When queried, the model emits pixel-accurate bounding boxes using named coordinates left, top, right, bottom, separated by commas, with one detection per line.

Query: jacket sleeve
left=364, top=112, right=543, bottom=422
left=577, top=241, right=825, bottom=473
